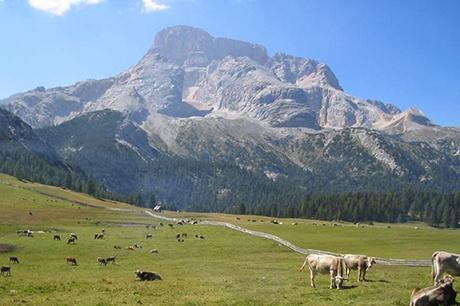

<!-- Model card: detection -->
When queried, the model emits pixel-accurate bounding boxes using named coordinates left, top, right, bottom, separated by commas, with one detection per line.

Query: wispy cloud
left=27, top=0, right=105, bottom=16
left=142, top=0, right=169, bottom=12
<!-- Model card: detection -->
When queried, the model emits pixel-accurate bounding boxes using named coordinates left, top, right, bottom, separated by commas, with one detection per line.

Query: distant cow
left=133, top=243, right=142, bottom=249
left=149, top=249, right=159, bottom=254
left=67, top=237, right=76, bottom=245
left=181, top=233, right=187, bottom=238
left=199, top=235, right=205, bottom=239
left=135, top=270, right=162, bottom=281
left=299, top=254, right=346, bottom=289
left=410, top=275, right=459, bottom=306
left=1, top=266, right=11, bottom=276
left=66, top=257, right=78, bottom=266
left=106, top=256, right=116, bottom=264
left=9, top=257, right=19, bottom=264
left=343, top=254, right=376, bottom=282
left=114, top=245, right=122, bottom=250
left=432, top=251, right=460, bottom=285
left=97, top=257, right=107, bottom=265
left=176, top=233, right=181, bottom=239
left=94, top=233, right=104, bottom=240
left=127, top=246, right=135, bottom=251
left=168, top=224, right=174, bottom=228
left=53, top=235, right=61, bottom=241
left=145, top=234, right=153, bottom=239
left=70, top=233, right=78, bottom=240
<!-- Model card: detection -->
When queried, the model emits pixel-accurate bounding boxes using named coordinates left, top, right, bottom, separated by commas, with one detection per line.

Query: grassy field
left=1, top=174, right=459, bottom=305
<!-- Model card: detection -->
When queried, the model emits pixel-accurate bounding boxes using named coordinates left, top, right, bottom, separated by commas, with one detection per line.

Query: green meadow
left=1, top=174, right=460, bottom=305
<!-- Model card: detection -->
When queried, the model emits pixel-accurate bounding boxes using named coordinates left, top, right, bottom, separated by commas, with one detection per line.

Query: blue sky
left=0, top=0, right=459, bottom=126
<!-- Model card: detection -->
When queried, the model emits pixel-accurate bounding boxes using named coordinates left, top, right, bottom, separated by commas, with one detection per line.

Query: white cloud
left=28, top=0, right=104, bottom=16
left=142, top=0, right=169, bottom=12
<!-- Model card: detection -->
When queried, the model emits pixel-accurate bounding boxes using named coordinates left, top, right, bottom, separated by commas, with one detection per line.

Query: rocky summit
left=0, top=25, right=459, bottom=210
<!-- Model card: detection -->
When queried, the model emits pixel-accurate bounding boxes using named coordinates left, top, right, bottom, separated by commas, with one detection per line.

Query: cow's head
left=366, top=257, right=376, bottom=271
left=335, top=275, right=345, bottom=289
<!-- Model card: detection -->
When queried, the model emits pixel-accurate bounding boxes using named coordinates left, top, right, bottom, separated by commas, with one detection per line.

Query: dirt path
left=144, top=210, right=431, bottom=267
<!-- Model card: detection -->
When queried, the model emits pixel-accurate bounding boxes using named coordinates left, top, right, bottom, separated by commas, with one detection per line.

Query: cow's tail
left=298, top=256, right=309, bottom=272
left=431, top=251, right=439, bottom=280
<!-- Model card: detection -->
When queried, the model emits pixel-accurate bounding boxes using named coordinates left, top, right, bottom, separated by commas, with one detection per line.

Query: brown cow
left=343, top=254, right=376, bottom=282
left=66, top=257, right=78, bottom=265
left=1, top=266, right=11, bottom=276
left=299, top=254, right=346, bottom=289
left=135, top=270, right=162, bottom=281
left=410, top=275, right=459, bottom=306
left=432, top=251, right=460, bottom=285
left=9, top=257, right=19, bottom=264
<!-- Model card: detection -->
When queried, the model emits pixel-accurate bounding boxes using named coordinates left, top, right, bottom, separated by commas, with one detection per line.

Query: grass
left=0, top=173, right=459, bottom=305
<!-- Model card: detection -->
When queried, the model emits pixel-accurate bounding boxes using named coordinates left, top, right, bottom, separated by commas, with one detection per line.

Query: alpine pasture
left=1, top=174, right=459, bottom=305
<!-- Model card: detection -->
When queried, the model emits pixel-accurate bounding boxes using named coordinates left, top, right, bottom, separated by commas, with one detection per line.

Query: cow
left=176, top=233, right=181, bottom=239
left=114, top=245, right=122, bottom=250
left=94, top=233, right=104, bottom=240
left=343, top=254, right=376, bottom=282
left=410, top=275, right=459, bottom=306
left=298, top=254, right=346, bottom=289
left=149, top=249, right=159, bottom=254
left=432, top=251, right=460, bottom=285
left=127, top=246, right=135, bottom=251
left=66, top=257, right=78, bottom=265
left=133, top=243, right=142, bottom=249
left=135, top=270, right=162, bottom=281
left=53, top=235, right=61, bottom=241
left=9, top=257, right=19, bottom=264
left=106, top=256, right=116, bottom=264
left=97, top=257, right=107, bottom=265
left=145, top=234, right=153, bottom=239
left=67, top=237, right=76, bottom=245
left=70, top=233, right=78, bottom=240
left=1, top=266, right=11, bottom=276
left=199, top=235, right=205, bottom=239
left=181, top=233, right=187, bottom=238
left=168, top=224, right=174, bottom=228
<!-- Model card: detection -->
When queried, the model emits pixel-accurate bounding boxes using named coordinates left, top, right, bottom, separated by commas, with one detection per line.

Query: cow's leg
left=346, top=267, right=350, bottom=280
left=309, top=267, right=316, bottom=288
left=330, top=270, right=335, bottom=289
left=362, top=269, right=367, bottom=281
left=357, top=266, right=361, bottom=282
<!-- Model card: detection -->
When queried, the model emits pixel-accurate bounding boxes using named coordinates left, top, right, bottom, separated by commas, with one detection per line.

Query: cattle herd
left=3, top=221, right=460, bottom=305
left=296, top=251, right=460, bottom=305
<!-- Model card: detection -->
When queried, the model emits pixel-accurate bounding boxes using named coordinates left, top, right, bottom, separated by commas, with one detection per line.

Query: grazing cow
left=9, top=257, right=19, bottom=264
left=195, top=234, right=199, bottom=238
left=133, top=243, right=142, bottom=249
left=432, top=251, right=460, bottom=285
left=199, top=235, right=205, bottom=239
left=67, top=237, right=76, bottom=245
left=410, top=275, right=459, bottom=306
left=146, top=234, right=153, bottom=239
left=70, top=233, right=78, bottom=240
left=149, top=249, right=159, bottom=254
left=1, top=266, right=11, bottom=276
left=343, top=254, right=376, bottom=282
left=53, top=235, right=61, bottom=241
left=66, top=257, right=78, bottom=265
left=94, top=233, right=104, bottom=240
left=135, top=270, right=162, bottom=281
left=176, top=233, right=181, bottom=239
left=236, top=217, right=241, bottom=220
left=127, top=246, right=135, bottom=251
left=168, top=224, right=174, bottom=228
left=159, top=223, right=164, bottom=227
left=97, top=257, right=108, bottom=266
left=106, top=256, right=116, bottom=264
left=298, top=254, right=346, bottom=289
left=114, top=245, right=122, bottom=250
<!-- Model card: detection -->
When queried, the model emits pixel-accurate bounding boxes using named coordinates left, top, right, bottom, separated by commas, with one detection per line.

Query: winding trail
left=144, top=211, right=431, bottom=267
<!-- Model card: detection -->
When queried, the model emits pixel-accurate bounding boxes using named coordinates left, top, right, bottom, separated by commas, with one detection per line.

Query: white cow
left=299, top=254, right=346, bottom=289
left=432, top=251, right=460, bottom=285
left=343, top=254, right=376, bottom=282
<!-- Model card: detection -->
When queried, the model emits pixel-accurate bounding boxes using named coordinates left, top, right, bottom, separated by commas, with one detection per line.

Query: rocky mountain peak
left=151, top=25, right=268, bottom=66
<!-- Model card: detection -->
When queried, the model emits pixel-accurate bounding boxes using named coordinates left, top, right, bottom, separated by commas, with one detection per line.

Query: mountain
left=0, top=108, right=73, bottom=184
left=1, top=25, right=459, bottom=211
